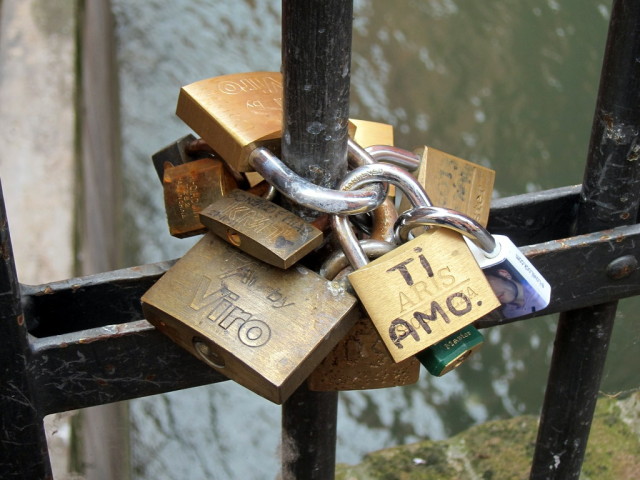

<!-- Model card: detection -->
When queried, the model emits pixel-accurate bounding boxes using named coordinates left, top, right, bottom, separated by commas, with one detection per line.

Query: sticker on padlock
left=141, top=232, right=357, bottom=404
left=199, top=189, right=323, bottom=269
left=332, top=162, right=500, bottom=363
left=466, top=235, right=551, bottom=318
left=395, top=206, right=551, bottom=321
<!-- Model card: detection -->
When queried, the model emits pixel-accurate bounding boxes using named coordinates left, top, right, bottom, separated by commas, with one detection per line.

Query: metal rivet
left=606, top=255, right=638, bottom=280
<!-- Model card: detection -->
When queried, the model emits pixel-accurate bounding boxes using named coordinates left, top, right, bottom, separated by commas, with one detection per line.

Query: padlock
left=350, top=119, right=394, bottom=151
left=176, top=72, right=283, bottom=172
left=395, top=205, right=551, bottom=320
left=151, top=133, right=197, bottom=183
left=176, top=73, right=386, bottom=216
left=307, top=239, right=420, bottom=391
left=141, top=232, right=358, bottom=404
left=333, top=162, right=501, bottom=363
left=199, top=189, right=323, bottom=269
left=398, top=146, right=495, bottom=227
left=163, top=157, right=239, bottom=238
left=394, top=205, right=551, bottom=373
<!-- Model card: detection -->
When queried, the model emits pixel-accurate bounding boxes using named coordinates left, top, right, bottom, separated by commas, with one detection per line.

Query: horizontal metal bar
left=488, top=185, right=580, bottom=245
left=30, top=321, right=227, bottom=416
left=476, top=222, right=640, bottom=327
left=25, top=220, right=640, bottom=414
left=23, top=186, right=580, bottom=338
left=22, top=259, right=175, bottom=337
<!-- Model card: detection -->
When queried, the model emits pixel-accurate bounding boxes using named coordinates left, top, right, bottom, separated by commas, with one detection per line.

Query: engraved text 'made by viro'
left=141, top=233, right=357, bottom=403
left=348, top=229, right=500, bottom=362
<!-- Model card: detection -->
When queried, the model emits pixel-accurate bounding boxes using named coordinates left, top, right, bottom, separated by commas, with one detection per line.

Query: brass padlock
left=151, top=133, right=200, bottom=183
left=199, top=189, right=323, bottom=269
left=141, top=232, right=357, bottom=404
left=334, top=162, right=500, bottom=363
left=395, top=205, right=550, bottom=374
left=308, top=239, right=420, bottom=391
left=350, top=119, right=394, bottom=150
left=176, top=72, right=283, bottom=172
left=163, top=157, right=238, bottom=238
left=399, top=146, right=495, bottom=227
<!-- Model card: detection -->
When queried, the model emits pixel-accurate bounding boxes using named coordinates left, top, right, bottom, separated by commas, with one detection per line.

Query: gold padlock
left=308, top=239, right=420, bottom=391
left=335, top=162, right=500, bottom=363
left=141, top=232, right=357, bottom=404
left=399, top=146, right=495, bottom=227
left=177, top=72, right=367, bottom=175
left=176, top=72, right=283, bottom=172
left=199, top=189, right=323, bottom=269
left=163, top=157, right=238, bottom=238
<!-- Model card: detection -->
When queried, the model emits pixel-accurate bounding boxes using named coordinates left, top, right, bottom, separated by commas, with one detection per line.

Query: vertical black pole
left=530, top=1, right=640, bottom=478
left=280, top=1, right=353, bottom=479
left=280, top=0, right=353, bottom=218
left=0, top=182, right=52, bottom=479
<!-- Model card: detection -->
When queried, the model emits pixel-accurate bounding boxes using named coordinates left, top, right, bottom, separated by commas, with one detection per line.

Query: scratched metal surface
left=109, top=1, right=639, bottom=479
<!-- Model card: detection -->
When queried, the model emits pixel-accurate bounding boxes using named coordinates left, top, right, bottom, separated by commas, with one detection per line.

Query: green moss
left=581, top=395, right=640, bottom=479
left=337, top=393, right=640, bottom=480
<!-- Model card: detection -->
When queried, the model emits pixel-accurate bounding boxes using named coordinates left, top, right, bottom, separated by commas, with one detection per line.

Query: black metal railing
left=1, top=1, right=639, bottom=479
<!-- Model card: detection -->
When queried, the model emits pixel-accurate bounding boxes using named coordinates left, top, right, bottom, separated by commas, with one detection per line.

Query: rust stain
left=17, top=314, right=25, bottom=326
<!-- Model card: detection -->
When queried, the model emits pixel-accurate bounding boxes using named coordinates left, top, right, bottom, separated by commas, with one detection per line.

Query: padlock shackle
left=248, top=140, right=387, bottom=215
left=332, top=162, right=434, bottom=268
left=395, top=206, right=499, bottom=257
left=319, top=239, right=395, bottom=281
left=339, top=162, right=432, bottom=207
left=364, top=145, right=421, bottom=171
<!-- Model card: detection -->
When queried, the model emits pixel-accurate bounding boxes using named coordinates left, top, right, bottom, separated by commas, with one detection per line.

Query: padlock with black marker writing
left=395, top=205, right=551, bottom=374
left=332, top=161, right=501, bottom=364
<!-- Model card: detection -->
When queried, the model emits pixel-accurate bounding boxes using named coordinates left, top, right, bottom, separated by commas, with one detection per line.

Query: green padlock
left=415, top=325, right=484, bottom=376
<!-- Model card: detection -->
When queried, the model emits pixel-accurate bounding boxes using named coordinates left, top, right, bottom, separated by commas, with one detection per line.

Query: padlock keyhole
left=227, top=229, right=241, bottom=247
left=193, top=337, right=226, bottom=368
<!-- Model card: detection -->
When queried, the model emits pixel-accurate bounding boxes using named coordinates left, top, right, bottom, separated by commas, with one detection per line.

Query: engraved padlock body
left=308, top=238, right=420, bottom=391
left=177, top=72, right=283, bottom=172
left=398, top=146, right=495, bottom=227
left=333, top=162, right=500, bottom=363
left=395, top=206, right=551, bottom=319
left=199, top=189, right=323, bottom=269
left=163, top=157, right=238, bottom=238
left=141, top=233, right=357, bottom=404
